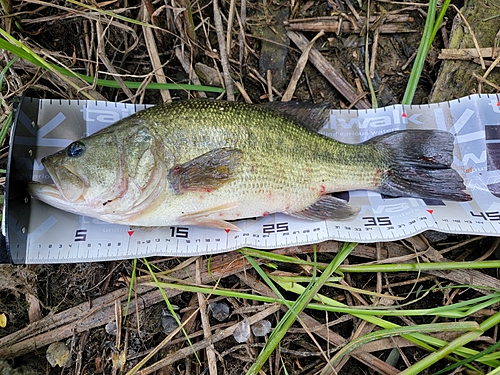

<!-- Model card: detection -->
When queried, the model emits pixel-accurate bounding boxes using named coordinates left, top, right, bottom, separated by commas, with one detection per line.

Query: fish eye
left=66, top=141, right=86, bottom=157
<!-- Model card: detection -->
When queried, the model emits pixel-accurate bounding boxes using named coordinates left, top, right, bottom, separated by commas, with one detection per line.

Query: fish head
left=28, top=120, right=167, bottom=222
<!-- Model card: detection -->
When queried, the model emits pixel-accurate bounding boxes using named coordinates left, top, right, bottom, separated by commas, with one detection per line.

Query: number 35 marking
left=362, top=216, right=392, bottom=227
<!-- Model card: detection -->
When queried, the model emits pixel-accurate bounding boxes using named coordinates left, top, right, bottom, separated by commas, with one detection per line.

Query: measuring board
left=3, top=94, right=500, bottom=264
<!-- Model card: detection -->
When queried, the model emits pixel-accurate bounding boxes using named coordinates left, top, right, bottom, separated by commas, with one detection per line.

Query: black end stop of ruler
left=3, top=93, right=40, bottom=264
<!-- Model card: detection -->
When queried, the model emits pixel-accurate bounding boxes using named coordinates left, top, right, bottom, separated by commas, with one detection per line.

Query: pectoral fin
left=287, top=195, right=360, bottom=221
left=168, top=148, right=242, bottom=194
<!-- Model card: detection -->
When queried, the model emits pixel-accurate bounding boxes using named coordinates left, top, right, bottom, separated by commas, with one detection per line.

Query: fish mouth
left=27, top=159, right=87, bottom=206
left=27, top=181, right=64, bottom=201
left=27, top=180, right=96, bottom=220
left=45, top=159, right=87, bottom=202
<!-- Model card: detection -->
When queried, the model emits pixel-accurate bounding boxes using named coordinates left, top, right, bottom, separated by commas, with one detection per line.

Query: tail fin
left=371, top=130, right=471, bottom=201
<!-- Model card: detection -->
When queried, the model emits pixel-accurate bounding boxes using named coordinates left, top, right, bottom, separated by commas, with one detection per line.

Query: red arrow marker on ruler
left=128, top=230, right=134, bottom=237
left=426, top=210, right=434, bottom=215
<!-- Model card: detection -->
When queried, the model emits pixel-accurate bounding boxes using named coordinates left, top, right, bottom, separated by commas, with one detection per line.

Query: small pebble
left=46, top=341, right=71, bottom=368
left=209, top=302, right=230, bottom=322
left=160, top=308, right=180, bottom=335
left=105, top=322, right=117, bottom=336
left=233, top=317, right=250, bottom=343
left=422, top=230, right=449, bottom=244
left=251, top=320, right=271, bottom=336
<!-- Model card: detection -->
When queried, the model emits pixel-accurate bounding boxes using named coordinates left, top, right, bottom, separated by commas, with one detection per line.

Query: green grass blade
left=141, top=259, right=200, bottom=367
left=240, top=248, right=329, bottom=269
left=432, top=333, right=500, bottom=375
left=401, top=329, right=483, bottom=375
left=0, top=30, right=226, bottom=94
left=339, top=260, right=500, bottom=273
left=0, top=56, right=18, bottom=105
left=245, top=243, right=357, bottom=375
left=148, top=280, right=500, bottom=319
left=66, top=0, right=163, bottom=30
left=0, top=111, right=13, bottom=149
left=487, top=367, right=500, bottom=375
left=322, top=322, right=480, bottom=373
left=402, top=0, right=444, bottom=104
left=240, top=251, right=500, bottom=275
left=244, top=256, right=294, bottom=308
left=276, top=282, right=500, bottom=367
left=123, top=258, right=138, bottom=323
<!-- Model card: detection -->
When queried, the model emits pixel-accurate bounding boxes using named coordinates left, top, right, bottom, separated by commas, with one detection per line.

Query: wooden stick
left=282, top=30, right=325, bottom=102
left=439, top=47, right=497, bottom=60
left=287, top=31, right=371, bottom=109
left=196, top=258, right=218, bottom=375
left=285, top=15, right=415, bottom=34
left=213, top=0, right=235, bottom=100
left=141, top=2, right=171, bottom=103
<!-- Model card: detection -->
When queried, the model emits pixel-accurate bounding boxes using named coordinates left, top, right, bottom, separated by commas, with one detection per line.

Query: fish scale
left=27, top=99, right=470, bottom=230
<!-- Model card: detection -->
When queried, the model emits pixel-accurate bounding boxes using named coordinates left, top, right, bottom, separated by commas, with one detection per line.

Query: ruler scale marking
left=4, top=95, right=500, bottom=263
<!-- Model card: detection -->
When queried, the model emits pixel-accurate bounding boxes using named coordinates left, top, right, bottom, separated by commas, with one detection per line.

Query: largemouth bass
left=27, top=100, right=471, bottom=230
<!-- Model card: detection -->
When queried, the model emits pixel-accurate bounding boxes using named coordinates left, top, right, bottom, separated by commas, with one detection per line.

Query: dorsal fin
left=261, top=102, right=331, bottom=132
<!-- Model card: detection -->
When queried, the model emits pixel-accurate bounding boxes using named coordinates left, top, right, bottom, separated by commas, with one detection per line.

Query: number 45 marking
left=470, top=211, right=500, bottom=221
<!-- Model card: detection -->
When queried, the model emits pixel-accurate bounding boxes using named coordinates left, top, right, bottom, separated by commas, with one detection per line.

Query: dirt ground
left=1, top=0, right=500, bottom=374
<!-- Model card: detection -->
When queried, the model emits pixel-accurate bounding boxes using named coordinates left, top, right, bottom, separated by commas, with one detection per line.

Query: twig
left=141, top=2, right=171, bottom=103
left=96, top=20, right=134, bottom=101
left=266, top=69, right=273, bottom=102
left=282, top=30, right=324, bottom=102
left=213, top=0, right=235, bottom=100
left=450, top=4, right=485, bottom=70
left=285, top=14, right=415, bottom=34
left=438, top=47, right=497, bottom=60
left=248, top=66, right=282, bottom=97
left=494, top=28, right=500, bottom=59
left=364, top=0, right=377, bottom=108
left=287, top=31, right=371, bottom=109
left=226, top=0, right=236, bottom=53
left=234, top=81, right=252, bottom=103
left=473, top=72, right=500, bottom=91
left=369, top=26, right=381, bottom=79
left=480, top=52, right=500, bottom=81
left=196, top=258, right=218, bottom=375
left=174, top=46, right=207, bottom=98
left=238, top=0, right=247, bottom=70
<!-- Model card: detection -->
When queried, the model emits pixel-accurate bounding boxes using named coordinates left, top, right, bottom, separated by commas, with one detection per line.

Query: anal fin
left=287, top=195, right=360, bottom=221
